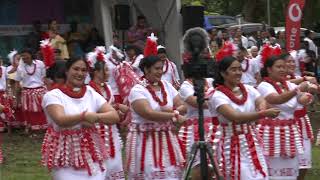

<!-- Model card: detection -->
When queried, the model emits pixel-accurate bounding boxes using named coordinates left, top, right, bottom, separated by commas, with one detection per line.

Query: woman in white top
left=209, top=56, right=280, bottom=180
left=41, top=57, right=119, bottom=180
left=0, top=53, right=14, bottom=133
left=87, top=53, right=126, bottom=180
left=284, top=53, right=318, bottom=180
left=7, top=50, right=24, bottom=130
left=157, top=46, right=180, bottom=89
left=105, top=46, right=124, bottom=104
left=257, top=55, right=312, bottom=180
left=127, top=55, right=186, bottom=179
left=15, top=49, right=47, bottom=132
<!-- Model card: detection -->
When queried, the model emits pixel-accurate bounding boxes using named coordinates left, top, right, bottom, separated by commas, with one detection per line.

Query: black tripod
left=182, top=78, right=223, bottom=180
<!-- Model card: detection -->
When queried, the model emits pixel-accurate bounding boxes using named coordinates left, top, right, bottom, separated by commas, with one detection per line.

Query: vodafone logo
left=288, top=3, right=302, bottom=22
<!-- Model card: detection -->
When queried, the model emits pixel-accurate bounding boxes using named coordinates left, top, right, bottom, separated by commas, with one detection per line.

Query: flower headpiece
left=86, top=46, right=107, bottom=69
left=215, top=41, right=238, bottom=62
left=7, top=49, right=18, bottom=65
left=40, top=39, right=55, bottom=69
left=144, top=33, right=158, bottom=57
left=260, top=43, right=282, bottom=66
left=108, top=45, right=124, bottom=60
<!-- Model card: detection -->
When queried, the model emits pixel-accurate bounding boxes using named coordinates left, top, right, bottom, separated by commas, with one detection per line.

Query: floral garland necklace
left=264, top=77, right=289, bottom=94
left=141, top=76, right=168, bottom=106
left=25, top=63, right=37, bottom=76
left=216, top=83, right=248, bottom=105
left=242, top=59, right=249, bottom=72
left=58, top=84, right=87, bottom=99
left=89, top=81, right=111, bottom=101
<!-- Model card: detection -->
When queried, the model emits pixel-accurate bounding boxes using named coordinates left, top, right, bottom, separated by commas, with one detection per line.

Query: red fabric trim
left=140, top=132, right=147, bottom=172
left=109, top=125, right=115, bottom=158
left=165, top=131, right=177, bottom=166
left=151, top=131, right=158, bottom=168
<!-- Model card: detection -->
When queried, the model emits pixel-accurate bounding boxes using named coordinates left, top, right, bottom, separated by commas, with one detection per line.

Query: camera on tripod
left=181, top=27, right=215, bottom=79
left=181, top=27, right=222, bottom=180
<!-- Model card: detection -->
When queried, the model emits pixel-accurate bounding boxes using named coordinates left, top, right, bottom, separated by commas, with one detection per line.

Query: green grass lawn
left=1, top=112, right=320, bottom=180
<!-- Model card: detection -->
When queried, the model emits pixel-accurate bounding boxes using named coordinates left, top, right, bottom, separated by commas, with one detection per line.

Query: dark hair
left=46, top=60, right=67, bottom=82
left=280, top=53, right=290, bottom=60
left=139, top=55, right=162, bottom=74
left=89, top=61, right=106, bottom=79
left=239, top=46, right=247, bottom=52
left=20, top=48, right=35, bottom=59
left=260, top=56, right=283, bottom=77
left=213, top=56, right=238, bottom=86
left=66, top=56, right=88, bottom=71
left=268, top=28, right=276, bottom=37
left=157, top=48, right=166, bottom=54
left=125, top=45, right=142, bottom=55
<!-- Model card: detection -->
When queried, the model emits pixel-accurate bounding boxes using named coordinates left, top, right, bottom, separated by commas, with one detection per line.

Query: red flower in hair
left=144, top=33, right=158, bottom=57
left=215, top=41, right=237, bottom=62
left=96, top=52, right=105, bottom=62
left=260, top=44, right=282, bottom=67
left=40, top=39, right=55, bottom=69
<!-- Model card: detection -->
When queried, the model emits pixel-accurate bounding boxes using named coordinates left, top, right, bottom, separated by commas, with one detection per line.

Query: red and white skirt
left=0, top=91, right=14, bottom=128
left=21, top=86, right=46, bottom=112
left=257, top=118, right=304, bottom=157
left=218, top=122, right=268, bottom=180
left=295, top=108, right=312, bottom=169
left=41, top=126, right=109, bottom=176
left=96, top=124, right=125, bottom=180
left=126, top=122, right=185, bottom=179
left=178, top=117, right=221, bottom=168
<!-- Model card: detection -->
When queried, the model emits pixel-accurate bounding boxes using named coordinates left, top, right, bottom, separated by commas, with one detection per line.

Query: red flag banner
left=286, top=0, right=305, bottom=51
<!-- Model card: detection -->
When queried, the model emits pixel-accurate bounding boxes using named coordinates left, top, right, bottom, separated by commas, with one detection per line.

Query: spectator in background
left=276, top=31, right=286, bottom=49
left=268, top=27, right=276, bottom=38
left=209, top=40, right=219, bottom=58
left=65, top=21, right=85, bottom=58
left=84, top=28, right=105, bottom=52
left=248, top=32, right=257, bottom=48
left=49, top=29, right=69, bottom=60
left=208, top=28, right=217, bottom=41
left=256, top=31, right=264, bottom=49
left=26, top=20, right=43, bottom=53
left=127, top=15, right=153, bottom=50
left=261, top=30, right=270, bottom=44
left=304, top=30, right=318, bottom=58
left=42, top=19, right=59, bottom=40
left=234, top=28, right=248, bottom=48
left=113, top=31, right=122, bottom=49
left=250, top=46, right=259, bottom=58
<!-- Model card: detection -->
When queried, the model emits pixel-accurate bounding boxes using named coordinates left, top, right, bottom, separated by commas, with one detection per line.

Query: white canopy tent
left=93, top=0, right=184, bottom=76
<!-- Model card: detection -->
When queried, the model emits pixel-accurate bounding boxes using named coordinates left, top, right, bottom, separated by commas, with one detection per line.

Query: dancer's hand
left=84, top=112, right=98, bottom=124
left=261, top=108, right=281, bottom=118
left=298, top=82, right=309, bottom=92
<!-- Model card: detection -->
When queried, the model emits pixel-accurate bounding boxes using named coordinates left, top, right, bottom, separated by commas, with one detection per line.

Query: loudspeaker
left=181, top=6, right=204, bottom=32
left=115, top=4, right=130, bottom=30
